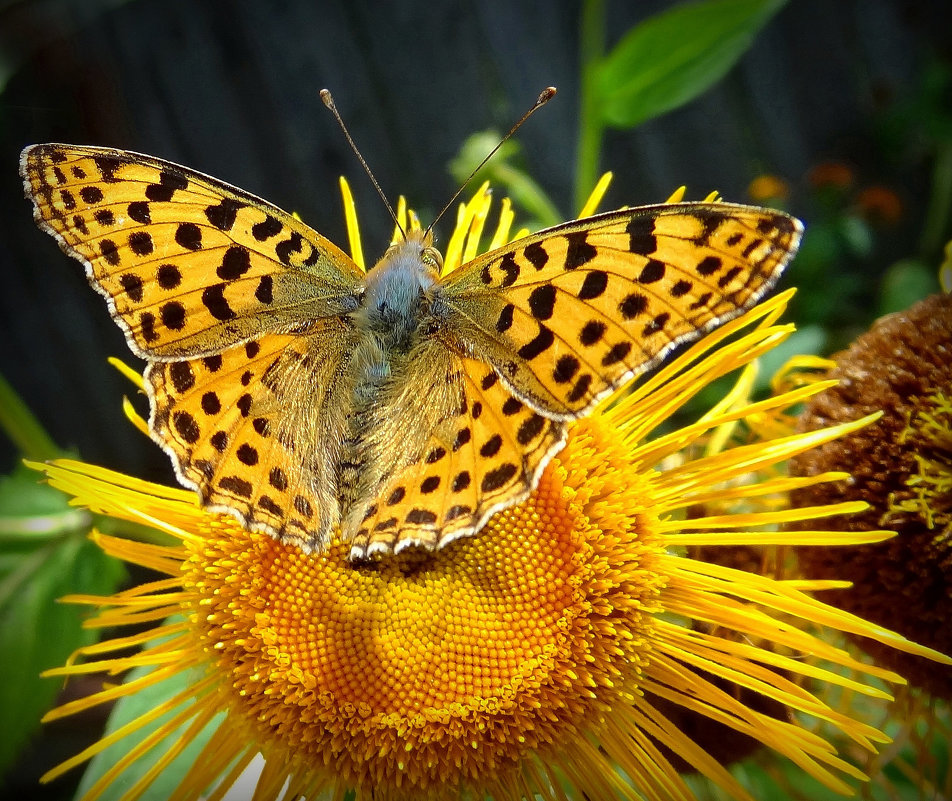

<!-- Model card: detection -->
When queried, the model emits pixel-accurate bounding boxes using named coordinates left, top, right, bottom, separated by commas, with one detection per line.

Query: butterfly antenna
left=320, top=89, right=406, bottom=240
left=425, top=86, right=557, bottom=237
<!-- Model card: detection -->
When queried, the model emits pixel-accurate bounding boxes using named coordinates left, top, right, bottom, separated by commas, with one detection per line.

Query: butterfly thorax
left=354, top=234, right=443, bottom=337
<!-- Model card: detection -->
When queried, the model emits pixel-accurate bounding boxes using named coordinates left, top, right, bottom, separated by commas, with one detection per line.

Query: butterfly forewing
left=21, top=144, right=362, bottom=359
left=442, top=203, right=802, bottom=419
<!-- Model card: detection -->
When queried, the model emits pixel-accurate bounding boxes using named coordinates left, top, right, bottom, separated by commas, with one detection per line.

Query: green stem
left=0, top=372, right=61, bottom=461
left=575, top=0, right=607, bottom=213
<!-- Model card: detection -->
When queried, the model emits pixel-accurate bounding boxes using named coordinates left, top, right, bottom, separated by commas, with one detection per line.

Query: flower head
left=36, top=183, right=949, bottom=801
left=791, top=291, right=952, bottom=698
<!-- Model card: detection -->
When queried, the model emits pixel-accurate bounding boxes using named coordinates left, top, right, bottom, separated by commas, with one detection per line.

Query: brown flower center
left=792, top=292, right=952, bottom=697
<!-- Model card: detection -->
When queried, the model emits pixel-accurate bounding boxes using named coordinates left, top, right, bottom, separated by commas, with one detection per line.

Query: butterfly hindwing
left=21, top=144, right=362, bottom=359
left=351, top=352, right=566, bottom=556
left=149, top=322, right=354, bottom=552
left=442, top=203, right=802, bottom=419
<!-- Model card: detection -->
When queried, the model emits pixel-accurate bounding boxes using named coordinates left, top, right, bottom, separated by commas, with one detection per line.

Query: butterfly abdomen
left=336, top=335, right=389, bottom=514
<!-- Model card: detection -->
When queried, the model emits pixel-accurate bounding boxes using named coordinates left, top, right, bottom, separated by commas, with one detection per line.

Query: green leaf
left=75, top=656, right=227, bottom=801
left=0, top=465, right=91, bottom=544
left=0, top=528, right=125, bottom=778
left=595, top=0, right=787, bottom=129
left=0, top=373, right=63, bottom=462
left=448, top=131, right=562, bottom=229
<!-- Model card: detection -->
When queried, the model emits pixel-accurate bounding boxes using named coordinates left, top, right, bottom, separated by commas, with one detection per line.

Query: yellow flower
left=35, top=182, right=949, bottom=801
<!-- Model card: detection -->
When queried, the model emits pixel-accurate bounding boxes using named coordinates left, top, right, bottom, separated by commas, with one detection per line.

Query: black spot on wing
left=626, top=218, right=657, bottom=255
left=258, top=496, right=283, bottom=516
left=638, top=260, right=665, bottom=283
left=202, top=283, right=236, bottom=320
left=205, top=198, right=245, bottom=231
left=255, top=276, right=274, bottom=304
left=269, top=467, right=288, bottom=491
left=157, top=264, right=182, bottom=289
left=406, top=509, right=437, bottom=525
left=80, top=186, right=103, bottom=204
left=219, top=476, right=252, bottom=498
left=516, top=414, right=546, bottom=445
left=578, top=270, right=608, bottom=300
left=619, top=293, right=648, bottom=320
left=564, top=231, right=596, bottom=269
left=161, top=301, right=186, bottom=330
left=580, top=320, right=606, bottom=346
left=670, top=279, right=692, bottom=297
left=496, top=303, right=515, bottom=333
left=252, top=215, right=283, bottom=241
left=175, top=222, right=202, bottom=251
left=527, top=284, right=557, bottom=320
left=218, top=246, right=251, bottom=280
left=498, top=253, right=520, bottom=287
left=172, top=410, right=200, bottom=443
left=275, top=232, right=304, bottom=265
left=169, top=361, right=195, bottom=393
left=128, top=201, right=151, bottom=224
left=553, top=354, right=580, bottom=383
left=694, top=213, right=722, bottom=245
left=523, top=242, right=548, bottom=270
left=100, top=239, right=120, bottom=266
left=129, top=231, right=154, bottom=256
left=517, top=325, right=554, bottom=360
left=93, top=155, right=122, bottom=182
left=146, top=169, right=188, bottom=202
left=201, top=392, right=221, bottom=415
left=481, top=463, right=518, bottom=493
left=480, top=435, right=502, bottom=458
left=236, top=443, right=259, bottom=465
left=119, top=273, right=144, bottom=302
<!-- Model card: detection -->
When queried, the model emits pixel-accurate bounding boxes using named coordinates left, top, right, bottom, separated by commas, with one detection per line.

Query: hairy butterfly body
left=21, top=143, right=802, bottom=558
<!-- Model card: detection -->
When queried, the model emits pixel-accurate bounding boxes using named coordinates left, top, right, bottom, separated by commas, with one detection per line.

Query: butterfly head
left=357, top=229, right=445, bottom=331
left=380, top=227, right=443, bottom=276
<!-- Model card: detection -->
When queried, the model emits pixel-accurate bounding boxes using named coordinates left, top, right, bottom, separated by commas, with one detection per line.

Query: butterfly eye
left=422, top=246, right=444, bottom=272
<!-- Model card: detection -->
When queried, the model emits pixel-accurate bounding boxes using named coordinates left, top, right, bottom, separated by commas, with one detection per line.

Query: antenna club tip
left=537, top=86, right=557, bottom=104
left=320, top=89, right=335, bottom=109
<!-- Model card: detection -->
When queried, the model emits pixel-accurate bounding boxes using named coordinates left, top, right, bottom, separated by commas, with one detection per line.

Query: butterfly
left=21, top=143, right=802, bottom=558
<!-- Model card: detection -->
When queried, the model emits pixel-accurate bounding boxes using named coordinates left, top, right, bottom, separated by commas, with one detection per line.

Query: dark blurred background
left=0, top=1, right=950, bottom=796
left=3, top=0, right=950, bottom=480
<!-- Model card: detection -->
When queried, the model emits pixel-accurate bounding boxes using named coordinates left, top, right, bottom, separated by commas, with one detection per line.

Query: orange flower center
left=187, top=418, right=666, bottom=793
